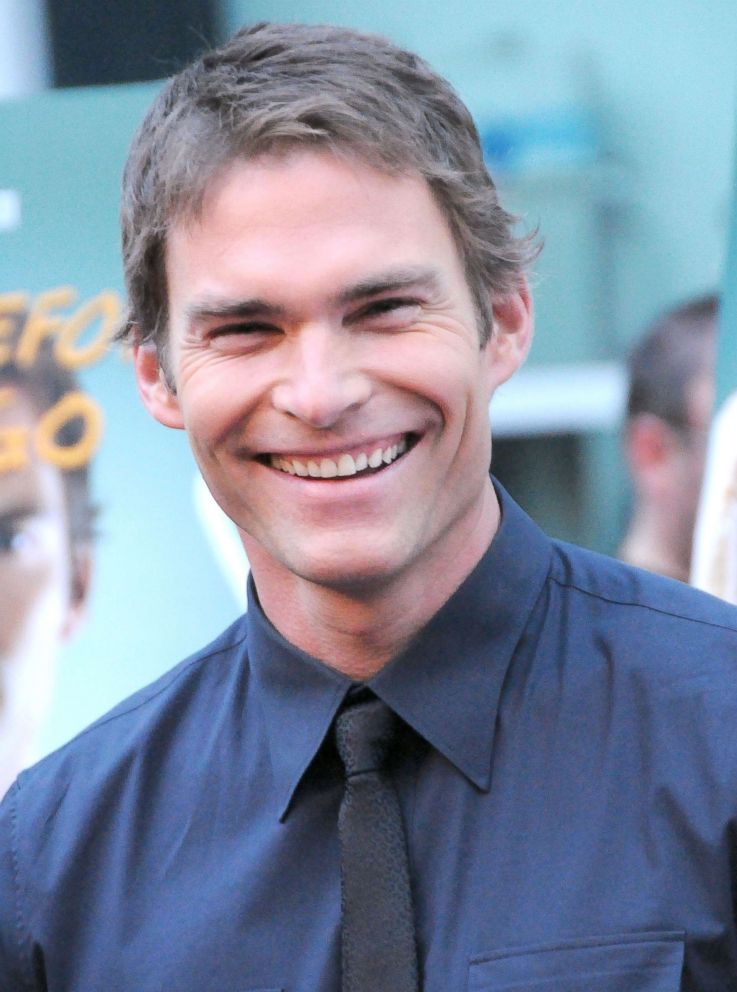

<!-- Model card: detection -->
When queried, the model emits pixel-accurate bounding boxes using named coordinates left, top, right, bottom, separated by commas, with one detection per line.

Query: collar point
left=468, top=771, right=492, bottom=793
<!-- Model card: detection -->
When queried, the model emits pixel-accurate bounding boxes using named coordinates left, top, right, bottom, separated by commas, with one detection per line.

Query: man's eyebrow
left=0, top=503, right=44, bottom=524
left=183, top=268, right=442, bottom=325
left=184, top=297, right=287, bottom=325
left=337, top=267, right=442, bottom=306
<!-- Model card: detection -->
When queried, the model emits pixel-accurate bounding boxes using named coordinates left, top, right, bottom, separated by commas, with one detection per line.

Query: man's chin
left=300, top=560, right=404, bottom=595
left=270, top=540, right=413, bottom=596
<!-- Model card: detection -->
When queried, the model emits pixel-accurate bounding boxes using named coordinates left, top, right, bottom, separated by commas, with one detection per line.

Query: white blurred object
left=0, top=0, right=51, bottom=99
left=491, top=361, right=626, bottom=436
left=0, top=189, right=21, bottom=231
left=192, top=473, right=249, bottom=611
left=690, top=391, right=737, bottom=604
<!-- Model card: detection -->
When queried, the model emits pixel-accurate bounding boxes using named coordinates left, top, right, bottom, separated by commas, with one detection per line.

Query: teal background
left=0, top=3, right=735, bottom=755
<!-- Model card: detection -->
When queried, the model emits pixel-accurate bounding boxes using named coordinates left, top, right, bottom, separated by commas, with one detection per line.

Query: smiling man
left=2, top=22, right=737, bottom=992
left=143, top=151, right=528, bottom=674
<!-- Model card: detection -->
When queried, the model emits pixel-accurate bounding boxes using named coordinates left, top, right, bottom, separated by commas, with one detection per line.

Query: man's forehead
left=0, top=384, right=40, bottom=427
left=686, top=370, right=715, bottom=429
left=164, top=152, right=464, bottom=311
left=171, top=148, right=431, bottom=233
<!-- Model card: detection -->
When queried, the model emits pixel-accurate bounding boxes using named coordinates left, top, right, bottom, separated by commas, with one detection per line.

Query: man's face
left=140, top=151, right=529, bottom=592
left=0, top=389, right=79, bottom=793
left=673, top=369, right=714, bottom=550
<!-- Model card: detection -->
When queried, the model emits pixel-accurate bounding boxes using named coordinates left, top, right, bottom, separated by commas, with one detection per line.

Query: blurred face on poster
left=0, top=296, right=110, bottom=796
left=0, top=385, right=92, bottom=798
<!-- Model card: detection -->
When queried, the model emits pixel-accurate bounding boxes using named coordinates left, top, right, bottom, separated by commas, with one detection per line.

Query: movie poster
left=0, top=82, right=246, bottom=783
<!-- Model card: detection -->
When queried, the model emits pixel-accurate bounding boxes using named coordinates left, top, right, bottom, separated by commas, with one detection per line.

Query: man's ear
left=483, top=278, right=534, bottom=390
left=625, top=413, right=679, bottom=496
left=133, top=338, right=185, bottom=429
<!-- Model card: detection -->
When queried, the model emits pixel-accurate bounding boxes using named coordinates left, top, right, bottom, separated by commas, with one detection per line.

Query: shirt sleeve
left=0, top=781, right=34, bottom=990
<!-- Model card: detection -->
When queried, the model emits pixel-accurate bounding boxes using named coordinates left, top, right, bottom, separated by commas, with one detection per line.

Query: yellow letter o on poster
left=34, top=391, right=104, bottom=470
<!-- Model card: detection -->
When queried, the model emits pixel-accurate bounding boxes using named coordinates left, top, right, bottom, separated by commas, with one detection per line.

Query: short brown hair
left=120, top=21, right=538, bottom=356
left=626, top=293, right=718, bottom=429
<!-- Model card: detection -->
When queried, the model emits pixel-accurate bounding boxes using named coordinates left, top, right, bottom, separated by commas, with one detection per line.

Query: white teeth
left=271, top=436, right=411, bottom=478
left=338, top=454, right=357, bottom=476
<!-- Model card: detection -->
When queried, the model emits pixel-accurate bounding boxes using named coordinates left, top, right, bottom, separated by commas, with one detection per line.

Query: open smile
left=265, top=433, right=417, bottom=479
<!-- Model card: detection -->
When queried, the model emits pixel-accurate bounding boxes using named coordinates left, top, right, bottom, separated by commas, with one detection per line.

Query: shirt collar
left=246, top=481, right=552, bottom=819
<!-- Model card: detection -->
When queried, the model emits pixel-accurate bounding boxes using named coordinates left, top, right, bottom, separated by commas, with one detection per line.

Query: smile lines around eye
left=269, top=435, right=409, bottom=479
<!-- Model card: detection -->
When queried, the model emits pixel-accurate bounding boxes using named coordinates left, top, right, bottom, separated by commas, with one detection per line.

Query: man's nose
left=270, top=324, right=372, bottom=429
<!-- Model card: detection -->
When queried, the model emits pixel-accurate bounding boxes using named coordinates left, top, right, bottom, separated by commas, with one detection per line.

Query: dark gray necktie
left=334, top=695, right=420, bottom=992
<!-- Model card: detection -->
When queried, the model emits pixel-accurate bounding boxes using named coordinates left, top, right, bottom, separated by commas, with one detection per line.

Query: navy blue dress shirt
left=2, top=485, right=737, bottom=990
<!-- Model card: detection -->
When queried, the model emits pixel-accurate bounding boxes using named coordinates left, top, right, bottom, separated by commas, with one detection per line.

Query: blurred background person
left=618, top=293, right=717, bottom=581
left=0, top=315, right=94, bottom=797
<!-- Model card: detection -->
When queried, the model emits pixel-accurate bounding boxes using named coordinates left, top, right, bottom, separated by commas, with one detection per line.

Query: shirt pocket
left=468, top=930, right=684, bottom=991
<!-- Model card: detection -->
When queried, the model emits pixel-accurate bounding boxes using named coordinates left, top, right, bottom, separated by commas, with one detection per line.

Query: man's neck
left=243, top=486, right=500, bottom=679
left=618, top=507, right=691, bottom=583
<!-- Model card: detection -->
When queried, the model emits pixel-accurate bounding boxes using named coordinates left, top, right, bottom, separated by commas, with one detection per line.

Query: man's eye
left=0, top=523, right=30, bottom=555
left=358, top=298, right=420, bottom=321
left=210, top=322, right=279, bottom=337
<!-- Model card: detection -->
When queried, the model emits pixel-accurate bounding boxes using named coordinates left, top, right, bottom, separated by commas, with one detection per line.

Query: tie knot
left=335, top=697, right=399, bottom=778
